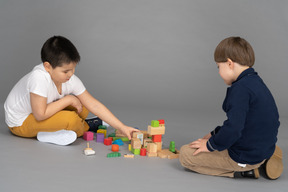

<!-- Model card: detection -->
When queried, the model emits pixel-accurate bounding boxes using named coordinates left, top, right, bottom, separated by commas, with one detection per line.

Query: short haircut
left=41, top=36, right=80, bottom=68
left=214, top=37, right=255, bottom=67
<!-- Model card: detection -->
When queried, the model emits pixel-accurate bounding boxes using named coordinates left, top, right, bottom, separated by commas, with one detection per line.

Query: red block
left=158, top=119, right=165, bottom=125
left=104, top=138, right=113, bottom=146
left=83, top=131, right=94, bottom=141
left=140, top=148, right=147, bottom=156
left=152, top=135, right=162, bottom=142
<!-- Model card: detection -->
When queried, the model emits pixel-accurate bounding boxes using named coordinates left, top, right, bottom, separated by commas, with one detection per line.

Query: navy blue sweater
left=207, top=68, right=280, bottom=165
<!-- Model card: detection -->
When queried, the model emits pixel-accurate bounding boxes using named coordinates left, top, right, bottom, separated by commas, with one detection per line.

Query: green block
left=98, top=125, right=107, bottom=130
left=151, top=120, right=159, bottom=127
left=113, top=137, right=130, bottom=142
left=107, top=152, right=121, bottom=158
left=108, top=132, right=116, bottom=137
left=131, top=148, right=140, bottom=155
left=169, top=141, right=176, bottom=153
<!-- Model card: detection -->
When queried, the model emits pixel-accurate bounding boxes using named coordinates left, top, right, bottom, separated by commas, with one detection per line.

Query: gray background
left=0, top=1, right=287, bottom=192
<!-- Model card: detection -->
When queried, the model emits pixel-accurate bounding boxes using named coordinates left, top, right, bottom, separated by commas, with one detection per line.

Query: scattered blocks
left=107, top=152, right=121, bottom=158
left=83, top=131, right=94, bottom=141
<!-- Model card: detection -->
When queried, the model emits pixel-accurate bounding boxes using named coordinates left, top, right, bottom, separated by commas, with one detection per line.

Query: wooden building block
left=132, top=132, right=144, bottom=144
left=147, top=152, right=157, bottom=157
left=143, top=138, right=153, bottom=148
left=124, top=154, right=135, bottom=158
left=157, top=149, right=180, bottom=159
left=151, top=120, right=160, bottom=127
left=140, top=130, right=148, bottom=139
left=147, top=143, right=157, bottom=153
left=154, top=141, right=162, bottom=151
left=83, top=131, right=94, bottom=141
left=131, top=138, right=141, bottom=149
left=152, top=135, right=162, bottom=142
left=147, top=125, right=165, bottom=135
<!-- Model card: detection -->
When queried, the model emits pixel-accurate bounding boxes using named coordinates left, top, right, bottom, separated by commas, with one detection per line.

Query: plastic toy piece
left=128, top=144, right=131, bottom=151
left=124, top=154, right=135, bottom=158
left=111, top=144, right=119, bottom=152
left=140, top=148, right=147, bottom=156
left=83, top=131, right=94, bottom=141
left=107, top=152, right=121, bottom=158
left=97, top=129, right=107, bottom=138
left=131, top=148, right=140, bottom=155
left=96, top=133, right=105, bottom=143
left=152, top=135, right=162, bottom=142
left=113, top=139, right=124, bottom=146
left=158, top=119, right=165, bottom=125
left=84, top=142, right=95, bottom=156
left=169, top=141, right=176, bottom=153
left=104, top=138, right=113, bottom=146
left=112, top=137, right=129, bottom=142
left=151, top=120, right=160, bottom=127
left=108, top=132, right=116, bottom=137
left=98, top=125, right=107, bottom=130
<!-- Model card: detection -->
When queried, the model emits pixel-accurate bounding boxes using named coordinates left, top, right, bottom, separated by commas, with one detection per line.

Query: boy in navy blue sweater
left=179, top=37, right=283, bottom=179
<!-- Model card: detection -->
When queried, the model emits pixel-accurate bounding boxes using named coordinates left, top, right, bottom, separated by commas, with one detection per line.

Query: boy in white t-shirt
left=4, top=36, right=138, bottom=145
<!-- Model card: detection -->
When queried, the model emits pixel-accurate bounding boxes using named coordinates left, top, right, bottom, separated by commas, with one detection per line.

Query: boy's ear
left=227, top=58, right=234, bottom=69
left=43, top=62, right=52, bottom=72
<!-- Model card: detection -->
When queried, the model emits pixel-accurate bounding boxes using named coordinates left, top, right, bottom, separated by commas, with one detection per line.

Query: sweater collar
left=232, top=68, right=256, bottom=84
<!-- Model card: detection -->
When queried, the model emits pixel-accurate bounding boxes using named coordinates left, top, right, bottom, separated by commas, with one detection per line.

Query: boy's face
left=216, top=61, right=235, bottom=86
left=44, top=62, right=77, bottom=85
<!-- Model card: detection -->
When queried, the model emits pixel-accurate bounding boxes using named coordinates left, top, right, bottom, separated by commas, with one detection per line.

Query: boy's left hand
left=119, top=126, right=140, bottom=140
left=189, top=138, right=210, bottom=156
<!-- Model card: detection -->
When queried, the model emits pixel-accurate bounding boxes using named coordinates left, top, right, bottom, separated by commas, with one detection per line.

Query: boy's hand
left=65, top=95, right=82, bottom=114
left=189, top=138, right=210, bottom=156
left=202, top=133, right=212, bottom=139
left=119, top=126, right=140, bottom=140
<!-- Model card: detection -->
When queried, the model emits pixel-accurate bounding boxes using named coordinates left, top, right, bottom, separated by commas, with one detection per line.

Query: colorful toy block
left=151, top=120, right=159, bottom=127
left=83, top=131, right=94, bottom=141
left=111, top=144, right=119, bottom=152
left=131, top=147, right=140, bottom=155
left=131, top=138, right=141, bottom=149
left=152, top=135, right=162, bottom=142
left=97, top=129, right=107, bottom=138
left=104, top=137, right=113, bottom=146
left=107, top=152, right=121, bottom=158
left=158, top=119, right=165, bottom=125
left=98, top=125, right=107, bottom=130
left=143, top=138, right=153, bottom=148
left=169, top=141, right=176, bottom=153
left=112, top=137, right=129, bottom=142
left=113, top=139, right=124, bottom=146
left=140, top=148, right=147, bottom=156
left=128, top=144, right=131, bottom=151
left=96, top=133, right=105, bottom=143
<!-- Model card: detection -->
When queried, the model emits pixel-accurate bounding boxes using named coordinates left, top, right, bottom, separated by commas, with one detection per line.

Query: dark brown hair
left=41, top=36, right=80, bottom=68
left=214, top=37, right=255, bottom=67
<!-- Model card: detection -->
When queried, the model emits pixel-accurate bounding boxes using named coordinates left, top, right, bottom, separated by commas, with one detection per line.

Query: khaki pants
left=179, top=144, right=264, bottom=178
left=9, top=106, right=90, bottom=138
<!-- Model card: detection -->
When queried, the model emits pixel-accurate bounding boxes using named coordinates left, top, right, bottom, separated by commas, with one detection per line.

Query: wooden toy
left=152, top=135, right=162, bottom=142
left=157, top=149, right=180, bottom=159
left=132, top=132, right=144, bottom=144
left=151, top=120, right=160, bottom=127
left=131, top=147, right=140, bottom=155
left=131, top=138, right=141, bottom=149
left=124, top=154, right=135, bottom=158
left=83, top=131, right=94, bottom=141
left=143, top=138, right=153, bottom=148
left=147, top=125, right=165, bottom=135
left=147, top=143, right=157, bottom=153
left=154, top=141, right=162, bottom=151
left=84, top=142, right=95, bottom=156
left=140, top=148, right=147, bottom=156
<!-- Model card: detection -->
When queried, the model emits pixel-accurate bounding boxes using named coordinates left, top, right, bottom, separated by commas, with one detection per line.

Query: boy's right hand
left=65, top=95, right=82, bottom=114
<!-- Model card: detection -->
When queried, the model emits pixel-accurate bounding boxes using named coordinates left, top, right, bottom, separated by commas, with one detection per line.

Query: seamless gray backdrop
left=1, top=0, right=287, bottom=116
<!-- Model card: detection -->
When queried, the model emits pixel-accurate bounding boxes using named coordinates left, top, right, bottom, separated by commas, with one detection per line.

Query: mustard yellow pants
left=9, top=106, right=90, bottom=138
left=179, top=144, right=264, bottom=178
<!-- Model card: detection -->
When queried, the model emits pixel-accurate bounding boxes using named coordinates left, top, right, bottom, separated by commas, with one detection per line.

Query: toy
left=83, top=131, right=94, bottom=141
left=104, top=138, right=113, bottom=146
left=98, top=125, right=107, bottom=130
left=96, top=133, right=105, bottom=143
left=107, top=152, right=121, bottom=158
left=152, top=135, right=162, bottom=142
left=140, top=148, right=147, bottom=156
left=97, top=129, right=107, bottom=138
left=133, top=132, right=144, bottom=144
left=131, top=148, right=140, bottom=155
left=158, top=149, right=180, bottom=159
left=169, top=141, right=176, bottom=153
left=131, top=138, right=141, bottom=149
left=113, top=139, right=124, bottom=146
left=111, top=144, right=119, bottom=152
left=124, top=154, right=135, bottom=158
left=84, top=142, right=95, bottom=156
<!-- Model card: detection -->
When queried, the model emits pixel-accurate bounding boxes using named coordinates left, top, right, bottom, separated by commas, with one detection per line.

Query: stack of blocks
left=130, top=119, right=166, bottom=157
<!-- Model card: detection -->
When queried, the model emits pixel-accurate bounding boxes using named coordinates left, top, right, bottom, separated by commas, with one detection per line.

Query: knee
left=179, top=144, right=196, bottom=167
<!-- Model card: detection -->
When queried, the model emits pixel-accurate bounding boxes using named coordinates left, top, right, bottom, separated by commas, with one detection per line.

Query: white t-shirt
left=4, top=64, right=86, bottom=127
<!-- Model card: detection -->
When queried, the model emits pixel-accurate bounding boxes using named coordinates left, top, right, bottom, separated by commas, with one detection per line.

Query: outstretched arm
left=77, top=90, right=138, bottom=139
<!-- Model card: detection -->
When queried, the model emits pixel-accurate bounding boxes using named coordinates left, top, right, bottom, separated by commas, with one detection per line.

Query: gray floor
left=0, top=105, right=287, bottom=192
